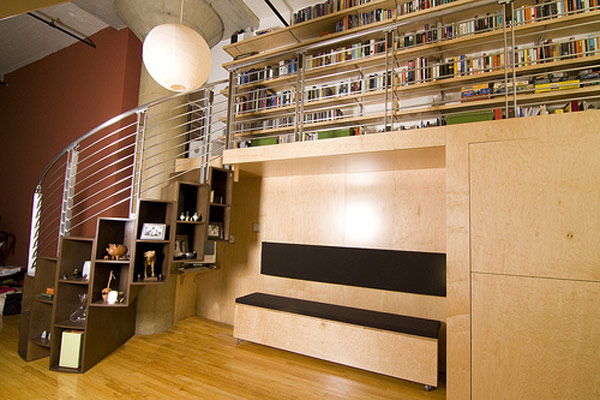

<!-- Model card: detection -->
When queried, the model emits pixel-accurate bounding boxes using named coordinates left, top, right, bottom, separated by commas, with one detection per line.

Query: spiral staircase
left=19, top=79, right=231, bottom=368
left=27, top=79, right=229, bottom=275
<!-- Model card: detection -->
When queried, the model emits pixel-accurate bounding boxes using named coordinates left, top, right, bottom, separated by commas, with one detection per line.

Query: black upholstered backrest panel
left=261, top=242, right=446, bottom=296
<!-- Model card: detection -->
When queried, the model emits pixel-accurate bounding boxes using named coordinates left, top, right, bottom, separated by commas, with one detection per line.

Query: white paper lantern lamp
left=142, top=23, right=212, bottom=92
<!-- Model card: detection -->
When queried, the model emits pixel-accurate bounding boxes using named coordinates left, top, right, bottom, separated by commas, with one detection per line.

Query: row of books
left=397, top=0, right=456, bottom=16
left=397, top=13, right=503, bottom=49
left=394, top=34, right=598, bottom=86
left=236, top=116, right=294, bottom=133
left=236, top=88, right=296, bottom=114
left=238, top=59, right=298, bottom=86
left=306, top=72, right=391, bottom=101
left=292, top=0, right=372, bottom=25
left=335, top=8, right=394, bottom=32
left=306, top=38, right=387, bottom=69
left=513, top=0, right=599, bottom=26
left=303, top=109, right=344, bottom=124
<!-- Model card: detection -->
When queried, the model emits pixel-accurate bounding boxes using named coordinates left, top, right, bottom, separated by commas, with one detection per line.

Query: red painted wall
left=0, top=27, right=142, bottom=266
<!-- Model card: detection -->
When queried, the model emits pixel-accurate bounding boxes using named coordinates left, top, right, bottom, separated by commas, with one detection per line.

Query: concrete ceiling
left=0, top=0, right=270, bottom=77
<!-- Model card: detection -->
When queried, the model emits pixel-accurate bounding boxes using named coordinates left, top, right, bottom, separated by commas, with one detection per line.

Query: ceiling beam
left=0, top=0, right=70, bottom=20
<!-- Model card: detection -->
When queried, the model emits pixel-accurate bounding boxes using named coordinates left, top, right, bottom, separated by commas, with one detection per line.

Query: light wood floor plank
left=1, top=315, right=445, bottom=399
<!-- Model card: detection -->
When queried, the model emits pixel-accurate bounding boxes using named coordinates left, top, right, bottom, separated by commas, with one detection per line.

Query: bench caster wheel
left=236, top=338, right=242, bottom=344
left=425, top=385, right=433, bottom=392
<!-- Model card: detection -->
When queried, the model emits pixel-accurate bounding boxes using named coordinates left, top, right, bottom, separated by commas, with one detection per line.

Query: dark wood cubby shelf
left=175, top=221, right=205, bottom=225
left=54, top=320, right=86, bottom=330
left=31, top=338, right=51, bottom=348
left=136, top=239, right=171, bottom=243
left=34, top=294, right=54, bottom=304
left=93, top=259, right=130, bottom=264
left=90, top=301, right=128, bottom=308
left=58, top=279, right=89, bottom=285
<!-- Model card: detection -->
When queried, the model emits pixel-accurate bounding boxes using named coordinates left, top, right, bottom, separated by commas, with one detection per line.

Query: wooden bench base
left=234, top=303, right=439, bottom=387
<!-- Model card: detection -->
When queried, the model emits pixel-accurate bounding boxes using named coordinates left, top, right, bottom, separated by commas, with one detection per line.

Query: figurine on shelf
left=105, top=243, right=127, bottom=260
left=101, top=270, right=116, bottom=303
left=192, top=212, right=200, bottom=222
left=185, top=211, right=190, bottom=221
left=69, top=293, right=87, bottom=322
left=179, top=212, right=185, bottom=221
left=144, top=250, right=157, bottom=281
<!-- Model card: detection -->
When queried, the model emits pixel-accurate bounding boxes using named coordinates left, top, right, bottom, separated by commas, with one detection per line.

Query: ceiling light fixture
left=142, top=0, right=212, bottom=92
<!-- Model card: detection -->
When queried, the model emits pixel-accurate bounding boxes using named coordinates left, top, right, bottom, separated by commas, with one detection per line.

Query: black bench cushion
left=236, top=292, right=441, bottom=339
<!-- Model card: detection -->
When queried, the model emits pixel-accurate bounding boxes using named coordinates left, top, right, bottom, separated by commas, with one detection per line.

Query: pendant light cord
left=180, top=0, right=184, bottom=24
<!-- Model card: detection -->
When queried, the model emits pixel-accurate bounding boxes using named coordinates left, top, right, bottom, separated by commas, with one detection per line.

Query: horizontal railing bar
left=72, top=173, right=133, bottom=204
left=76, top=142, right=136, bottom=178
left=68, top=196, right=131, bottom=232
left=35, top=79, right=228, bottom=185
left=69, top=184, right=132, bottom=222
left=76, top=120, right=137, bottom=157
left=75, top=152, right=134, bottom=188
left=75, top=162, right=134, bottom=197
left=77, top=128, right=137, bottom=166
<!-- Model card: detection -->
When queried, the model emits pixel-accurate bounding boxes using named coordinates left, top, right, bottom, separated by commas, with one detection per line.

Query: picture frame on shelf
left=207, top=222, right=223, bottom=240
left=173, top=234, right=189, bottom=258
left=140, top=223, right=166, bottom=240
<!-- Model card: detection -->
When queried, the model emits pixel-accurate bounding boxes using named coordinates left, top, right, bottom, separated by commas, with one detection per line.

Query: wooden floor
left=1, top=314, right=446, bottom=399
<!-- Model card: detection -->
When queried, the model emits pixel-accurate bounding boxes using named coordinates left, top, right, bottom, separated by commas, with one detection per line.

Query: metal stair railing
left=27, top=79, right=229, bottom=276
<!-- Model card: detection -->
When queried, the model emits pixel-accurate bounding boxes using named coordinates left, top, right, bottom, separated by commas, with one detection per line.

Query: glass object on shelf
left=69, top=293, right=87, bottom=323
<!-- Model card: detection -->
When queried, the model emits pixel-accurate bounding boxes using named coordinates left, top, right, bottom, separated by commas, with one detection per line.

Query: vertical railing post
left=27, top=185, right=43, bottom=276
left=203, top=89, right=214, bottom=184
left=59, top=146, right=78, bottom=238
left=226, top=71, right=236, bottom=150
left=130, top=109, right=148, bottom=217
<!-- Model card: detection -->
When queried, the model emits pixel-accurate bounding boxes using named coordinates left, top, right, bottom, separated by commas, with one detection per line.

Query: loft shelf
left=223, top=0, right=400, bottom=60
left=223, top=127, right=446, bottom=178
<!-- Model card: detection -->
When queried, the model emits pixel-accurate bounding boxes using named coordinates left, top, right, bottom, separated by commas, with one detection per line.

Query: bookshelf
left=224, top=0, right=600, bottom=146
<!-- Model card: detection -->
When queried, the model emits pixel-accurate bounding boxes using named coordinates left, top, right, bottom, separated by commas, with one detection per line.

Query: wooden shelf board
left=173, top=265, right=218, bottom=275
left=94, top=259, right=130, bottom=264
left=54, top=320, right=86, bottom=330
left=394, top=85, right=600, bottom=118
left=235, top=104, right=296, bottom=120
left=225, top=2, right=599, bottom=72
left=30, top=337, right=51, bottom=348
left=61, top=236, right=94, bottom=242
left=175, top=221, right=205, bottom=225
left=235, top=113, right=385, bottom=138
left=210, top=203, right=230, bottom=208
left=304, top=54, right=387, bottom=78
left=303, top=89, right=387, bottom=110
left=130, top=280, right=167, bottom=286
left=38, top=256, right=58, bottom=262
left=135, top=239, right=171, bottom=243
left=89, top=301, right=128, bottom=308
left=34, top=294, right=53, bottom=304
left=58, top=279, right=89, bottom=285
left=223, top=0, right=397, bottom=59
left=225, top=127, right=446, bottom=178
left=238, top=73, right=298, bottom=91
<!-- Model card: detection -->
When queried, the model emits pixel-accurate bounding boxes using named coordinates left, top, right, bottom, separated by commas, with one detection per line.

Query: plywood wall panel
left=472, top=273, right=600, bottom=400
left=470, top=134, right=600, bottom=282
left=197, top=167, right=447, bottom=330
